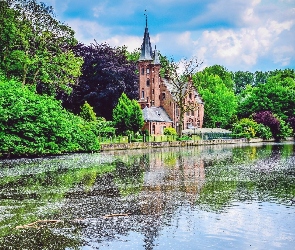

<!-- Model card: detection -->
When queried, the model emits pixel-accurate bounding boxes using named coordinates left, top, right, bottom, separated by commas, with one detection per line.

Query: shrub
left=0, top=77, right=99, bottom=157
left=287, top=116, right=295, bottom=136
left=253, top=111, right=280, bottom=138
left=253, top=111, right=292, bottom=140
left=232, top=118, right=258, bottom=139
left=163, top=127, right=177, bottom=136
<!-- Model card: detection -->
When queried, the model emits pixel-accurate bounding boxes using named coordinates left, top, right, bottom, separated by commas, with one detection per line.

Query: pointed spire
left=139, top=11, right=153, bottom=61
left=145, top=10, right=148, bottom=28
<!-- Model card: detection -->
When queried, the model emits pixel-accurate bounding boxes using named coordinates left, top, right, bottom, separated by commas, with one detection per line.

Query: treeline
left=192, top=65, right=295, bottom=140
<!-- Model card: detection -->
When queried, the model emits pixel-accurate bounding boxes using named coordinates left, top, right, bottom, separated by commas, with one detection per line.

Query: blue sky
left=40, top=0, right=295, bottom=72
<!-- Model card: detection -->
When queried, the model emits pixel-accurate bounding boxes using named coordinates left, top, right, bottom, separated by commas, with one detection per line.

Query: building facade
left=138, top=20, right=204, bottom=135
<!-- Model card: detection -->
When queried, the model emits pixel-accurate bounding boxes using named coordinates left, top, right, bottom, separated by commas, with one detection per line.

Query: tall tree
left=193, top=65, right=237, bottom=128
left=166, top=57, right=202, bottom=136
left=232, top=71, right=254, bottom=95
left=194, top=65, right=234, bottom=90
left=112, top=93, right=144, bottom=135
left=0, top=0, right=82, bottom=93
left=198, top=75, right=237, bottom=128
left=64, top=42, right=138, bottom=120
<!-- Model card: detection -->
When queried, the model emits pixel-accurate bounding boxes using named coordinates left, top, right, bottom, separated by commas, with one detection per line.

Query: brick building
left=138, top=20, right=204, bottom=135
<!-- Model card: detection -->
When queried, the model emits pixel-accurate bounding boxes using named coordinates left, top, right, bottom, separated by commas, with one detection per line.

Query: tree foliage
left=0, top=0, right=82, bottom=93
left=163, top=127, right=177, bottom=136
left=194, top=65, right=234, bottom=90
left=232, top=118, right=272, bottom=139
left=238, top=71, right=295, bottom=120
left=63, top=42, right=138, bottom=120
left=80, top=101, right=97, bottom=122
left=253, top=111, right=292, bottom=140
left=0, top=75, right=99, bottom=157
left=193, top=66, right=237, bottom=128
left=112, top=93, right=144, bottom=135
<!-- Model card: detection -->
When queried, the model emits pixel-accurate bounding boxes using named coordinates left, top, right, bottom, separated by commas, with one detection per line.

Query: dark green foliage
left=112, top=93, right=144, bottom=135
left=64, top=42, right=138, bottom=120
left=287, top=117, right=295, bottom=136
left=0, top=76, right=99, bottom=157
left=232, top=71, right=254, bottom=95
left=253, top=111, right=292, bottom=140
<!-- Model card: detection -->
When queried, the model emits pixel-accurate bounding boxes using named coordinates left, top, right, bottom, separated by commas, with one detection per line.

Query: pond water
left=0, top=142, right=295, bottom=249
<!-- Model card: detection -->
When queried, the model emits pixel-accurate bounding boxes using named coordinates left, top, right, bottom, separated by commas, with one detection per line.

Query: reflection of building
left=138, top=19, right=204, bottom=135
left=140, top=149, right=205, bottom=215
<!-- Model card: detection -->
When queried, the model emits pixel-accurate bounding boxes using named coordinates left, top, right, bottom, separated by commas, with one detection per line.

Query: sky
left=40, top=0, right=295, bottom=72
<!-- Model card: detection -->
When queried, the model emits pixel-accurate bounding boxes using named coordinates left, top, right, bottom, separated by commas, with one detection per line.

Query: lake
left=0, top=142, right=295, bottom=249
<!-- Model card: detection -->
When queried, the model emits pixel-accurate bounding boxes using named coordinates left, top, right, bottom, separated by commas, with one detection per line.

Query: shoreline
left=1, top=138, right=293, bottom=159
left=100, top=138, right=282, bottom=151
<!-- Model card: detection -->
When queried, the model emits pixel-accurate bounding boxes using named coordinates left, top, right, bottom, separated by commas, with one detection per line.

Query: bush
left=256, top=123, right=272, bottom=140
left=232, top=118, right=258, bottom=139
left=0, top=77, right=100, bottom=157
left=163, top=127, right=177, bottom=136
left=177, top=135, right=192, bottom=141
left=253, top=111, right=292, bottom=140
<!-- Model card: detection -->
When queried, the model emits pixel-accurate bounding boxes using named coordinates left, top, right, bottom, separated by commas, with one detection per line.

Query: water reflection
left=0, top=143, right=295, bottom=249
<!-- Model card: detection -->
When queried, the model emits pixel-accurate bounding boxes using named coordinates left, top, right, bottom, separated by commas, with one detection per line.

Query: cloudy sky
left=40, top=0, right=295, bottom=72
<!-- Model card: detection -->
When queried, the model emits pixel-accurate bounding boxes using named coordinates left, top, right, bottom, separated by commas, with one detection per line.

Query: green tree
left=238, top=72, right=295, bottom=120
left=112, top=93, right=144, bottom=135
left=232, top=118, right=272, bottom=139
left=0, top=0, right=82, bottom=93
left=196, top=74, right=237, bottom=128
left=194, top=65, right=234, bottom=90
left=232, top=71, right=254, bottom=95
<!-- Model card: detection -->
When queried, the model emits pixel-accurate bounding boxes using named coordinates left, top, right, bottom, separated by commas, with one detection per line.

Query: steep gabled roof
left=142, top=106, right=173, bottom=122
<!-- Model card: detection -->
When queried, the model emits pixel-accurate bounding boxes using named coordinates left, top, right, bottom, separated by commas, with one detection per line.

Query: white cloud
left=106, top=35, right=142, bottom=51
left=39, top=0, right=295, bottom=71
left=66, top=19, right=111, bottom=44
left=191, top=14, right=295, bottom=70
